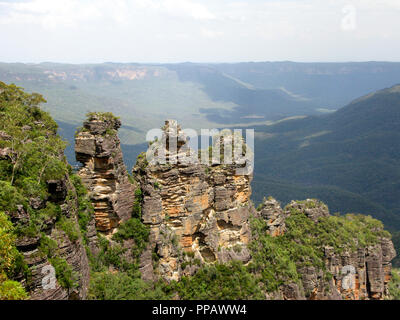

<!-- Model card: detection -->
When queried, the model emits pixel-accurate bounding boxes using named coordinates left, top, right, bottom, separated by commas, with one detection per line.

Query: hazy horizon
left=1, top=0, right=400, bottom=64
left=3, top=60, right=400, bottom=65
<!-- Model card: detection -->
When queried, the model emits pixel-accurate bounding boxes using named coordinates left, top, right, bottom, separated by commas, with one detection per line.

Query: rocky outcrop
left=11, top=177, right=90, bottom=300
left=286, top=199, right=330, bottom=222
left=258, top=197, right=396, bottom=300
left=75, top=113, right=135, bottom=234
left=256, top=197, right=286, bottom=237
left=319, top=238, right=396, bottom=300
left=133, top=120, right=253, bottom=281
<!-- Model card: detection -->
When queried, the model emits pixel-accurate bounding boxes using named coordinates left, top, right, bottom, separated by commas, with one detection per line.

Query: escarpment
left=75, top=113, right=135, bottom=234
left=133, top=120, right=253, bottom=281
left=0, top=81, right=92, bottom=300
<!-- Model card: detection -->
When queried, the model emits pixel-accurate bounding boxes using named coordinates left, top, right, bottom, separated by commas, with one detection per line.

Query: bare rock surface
left=262, top=197, right=396, bottom=300
left=75, top=114, right=135, bottom=234
left=12, top=176, right=90, bottom=300
left=133, top=120, right=253, bottom=281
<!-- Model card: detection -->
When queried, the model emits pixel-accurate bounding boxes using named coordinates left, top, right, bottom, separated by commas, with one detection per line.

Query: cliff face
left=0, top=81, right=92, bottom=300
left=75, top=113, right=135, bottom=234
left=128, top=120, right=396, bottom=299
left=133, top=120, right=253, bottom=281
left=12, top=177, right=91, bottom=300
left=322, top=237, right=395, bottom=300
left=257, top=198, right=396, bottom=300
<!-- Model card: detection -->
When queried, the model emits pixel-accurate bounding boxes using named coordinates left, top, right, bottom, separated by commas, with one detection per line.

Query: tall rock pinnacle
left=133, top=120, right=253, bottom=281
left=75, top=112, right=135, bottom=234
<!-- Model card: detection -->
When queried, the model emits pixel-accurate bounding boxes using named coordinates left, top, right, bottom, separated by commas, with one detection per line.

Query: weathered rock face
left=259, top=198, right=396, bottom=300
left=286, top=199, right=330, bottom=222
left=320, top=238, right=396, bottom=300
left=75, top=114, right=135, bottom=234
left=133, top=120, right=253, bottom=281
left=256, top=197, right=286, bottom=237
left=11, top=176, right=90, bottom=300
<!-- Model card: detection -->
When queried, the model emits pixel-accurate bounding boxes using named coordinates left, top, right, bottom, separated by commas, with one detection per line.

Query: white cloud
left=200, top=27, right=223, bottom=39
left=0, top=0, right=104, bottom=28
left=0, top=0, right=399, bottom=62
left=160, top=0, right=215, bottom=20
left=0, top=0, right=216, bottom=28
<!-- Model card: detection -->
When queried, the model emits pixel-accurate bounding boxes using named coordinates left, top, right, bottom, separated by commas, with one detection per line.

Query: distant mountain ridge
left=251, top=84, right=400, bottom=230
left=2, top=61, right=400, bottom=147
left=212, top=61, right=400, bottom=107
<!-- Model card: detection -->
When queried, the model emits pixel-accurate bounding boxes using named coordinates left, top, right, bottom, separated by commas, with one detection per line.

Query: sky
left=0, top=0, right=399, bottom=63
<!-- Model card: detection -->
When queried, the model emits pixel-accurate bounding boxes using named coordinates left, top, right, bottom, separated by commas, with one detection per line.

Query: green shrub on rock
left=0, top=211, right=28, bottom=300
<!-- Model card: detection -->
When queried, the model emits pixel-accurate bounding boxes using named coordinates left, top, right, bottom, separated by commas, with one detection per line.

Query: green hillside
left=250, top=84, right=400, bottom=231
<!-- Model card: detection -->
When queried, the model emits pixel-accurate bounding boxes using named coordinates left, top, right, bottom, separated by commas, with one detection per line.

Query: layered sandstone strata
left=75, top=113, right=135, bottom=234
left=258, top=198, right=396, bottom=300
left=10, top=176, right=91, bottom=300
left=133, top=120, right=253, bottom=281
